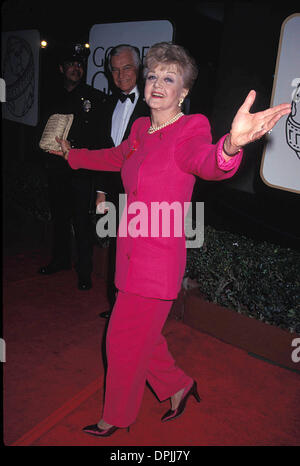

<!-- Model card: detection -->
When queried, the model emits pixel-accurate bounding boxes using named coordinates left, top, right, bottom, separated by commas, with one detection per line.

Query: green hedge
left=185, top=225, right=300, bottom=333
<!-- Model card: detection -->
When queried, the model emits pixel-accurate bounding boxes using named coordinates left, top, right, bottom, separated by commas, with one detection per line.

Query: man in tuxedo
left=96, top=44, right=149, bottom=318
left=38, top=44, right=108, bottom=290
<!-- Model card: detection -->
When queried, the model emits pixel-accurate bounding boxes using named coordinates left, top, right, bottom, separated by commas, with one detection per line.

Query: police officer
left=38, top=43, right=108, bottom=290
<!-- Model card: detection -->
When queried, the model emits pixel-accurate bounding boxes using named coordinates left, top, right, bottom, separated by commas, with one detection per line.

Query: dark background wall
left=2, top=1, right=299, bottom=249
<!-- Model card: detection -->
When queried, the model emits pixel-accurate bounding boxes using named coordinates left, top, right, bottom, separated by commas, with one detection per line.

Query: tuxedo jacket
left=96, top=91, right=150, bottom=201
left=68, top=114, right=243, bottom=300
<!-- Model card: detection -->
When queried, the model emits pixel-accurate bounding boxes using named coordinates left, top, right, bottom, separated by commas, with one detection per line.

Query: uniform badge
left=82, top=99, right=91, bottom=112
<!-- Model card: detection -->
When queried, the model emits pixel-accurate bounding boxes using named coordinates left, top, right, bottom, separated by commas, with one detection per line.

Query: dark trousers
left=106, top=189, right=123, bottom=310
left=47, top=170, right=95, bottom=280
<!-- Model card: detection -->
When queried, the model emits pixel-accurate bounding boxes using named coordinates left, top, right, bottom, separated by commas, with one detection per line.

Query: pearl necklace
left=148, top=112, right=184, bottom=134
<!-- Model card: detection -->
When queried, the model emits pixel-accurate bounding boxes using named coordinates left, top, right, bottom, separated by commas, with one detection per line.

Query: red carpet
left=3, top=248, right=300, bottom=447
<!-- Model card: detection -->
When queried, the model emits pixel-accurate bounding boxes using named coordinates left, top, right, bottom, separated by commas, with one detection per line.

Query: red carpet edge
left=10, top=376, right=103, bottom=446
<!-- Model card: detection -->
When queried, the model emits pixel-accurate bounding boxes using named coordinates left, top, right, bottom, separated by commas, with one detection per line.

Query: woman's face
left=144, top=63, right=188, bottom=114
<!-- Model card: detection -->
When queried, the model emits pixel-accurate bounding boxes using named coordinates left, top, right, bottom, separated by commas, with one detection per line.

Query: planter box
left=170, top=288, right=300, bottom=373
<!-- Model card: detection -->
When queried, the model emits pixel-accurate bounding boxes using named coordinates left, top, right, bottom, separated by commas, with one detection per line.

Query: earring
left=178, top=98, right=184, bottom=107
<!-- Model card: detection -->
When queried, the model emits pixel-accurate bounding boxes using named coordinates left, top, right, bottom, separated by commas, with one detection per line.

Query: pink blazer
left=68, top=114, right=243, bottom=300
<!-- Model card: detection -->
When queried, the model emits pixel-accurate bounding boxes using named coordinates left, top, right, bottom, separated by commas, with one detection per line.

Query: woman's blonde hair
left=144, top=42, right=198, bottom=90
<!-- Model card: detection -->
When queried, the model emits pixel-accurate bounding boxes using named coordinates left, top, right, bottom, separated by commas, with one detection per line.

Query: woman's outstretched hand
left=228, top=90, right=291, bottom=151
left=48, top=137, right=71, bottom=160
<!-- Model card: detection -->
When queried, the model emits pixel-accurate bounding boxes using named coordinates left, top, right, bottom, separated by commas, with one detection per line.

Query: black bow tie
left=119, top=92, right=135, bottom=103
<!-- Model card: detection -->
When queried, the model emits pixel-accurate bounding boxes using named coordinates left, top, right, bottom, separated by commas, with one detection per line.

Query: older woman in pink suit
left=52, top=43, right=291, bottom=437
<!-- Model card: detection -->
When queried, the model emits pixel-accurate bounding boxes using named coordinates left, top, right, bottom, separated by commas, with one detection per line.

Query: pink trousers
left=102, top=291, right=192, bottom=427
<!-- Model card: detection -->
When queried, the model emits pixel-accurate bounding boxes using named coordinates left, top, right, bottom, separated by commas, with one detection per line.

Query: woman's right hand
left=49, top=137, right=71, bottom=160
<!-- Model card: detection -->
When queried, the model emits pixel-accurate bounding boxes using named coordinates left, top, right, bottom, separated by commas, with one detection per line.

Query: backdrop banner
left=260, top=14, right=300, bottom=194
left=86, top=20, right=174, bottom=94
left=1, top=29, right=40, bottom=127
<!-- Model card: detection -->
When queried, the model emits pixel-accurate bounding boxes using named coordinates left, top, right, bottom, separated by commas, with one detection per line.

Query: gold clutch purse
left=39, top=113, right=74, bottom=152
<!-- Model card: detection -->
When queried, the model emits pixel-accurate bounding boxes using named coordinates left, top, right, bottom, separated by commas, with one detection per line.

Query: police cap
left=58, top=43, right=90, bottom=65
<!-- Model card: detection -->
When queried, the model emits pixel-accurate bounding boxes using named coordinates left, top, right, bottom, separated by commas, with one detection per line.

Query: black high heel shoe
left=82, top=423, right=130, bottom=437
left=161, top=380, right=201, bottom=422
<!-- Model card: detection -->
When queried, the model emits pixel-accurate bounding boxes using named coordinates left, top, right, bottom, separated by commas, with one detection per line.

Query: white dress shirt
left=111, top=86, right=139, bottom=147
left=96, top=86, right=139, bottom=205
